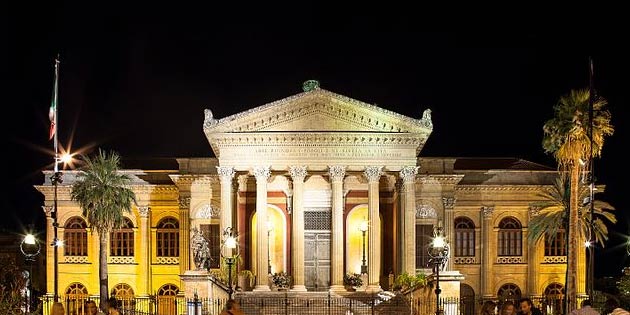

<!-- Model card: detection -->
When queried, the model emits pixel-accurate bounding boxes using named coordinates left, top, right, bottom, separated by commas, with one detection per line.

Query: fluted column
left=329, top=165, right=346, bottom=291
left=400, top=166, right=418, bottom=275
left=527, top=206, right=541, bottom=295
left=443, top=197, right=456, bottom=271
left=481, top=206, right=494, bottom=298
left=364, top=166, right=383, bottom=292
left=253, top=166, right=271, bottom=291
left=217, top=166, right=236, bottom=233
left=138, top=206, right=151, bottom=295
left=289, top=166, right=307, bottom=291
left=178, top=197, right=191, bottom=273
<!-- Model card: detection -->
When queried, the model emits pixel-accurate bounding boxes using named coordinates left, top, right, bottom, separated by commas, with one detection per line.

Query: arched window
left=64, top=217, right=88, bottom=256
left=461, top=283, right=476, bottom=315
left=497, top=283, right=522, bottom=302
left=157, top=284, right=179, bottom=315
left=498, top=217, right=522, bottom=256
left=111, top=218, right=134, bottom=257
left=454, top=217, right=475, bottom=257
left=65, top=283, right=89, bottom=315
left=157, top=217, right=179, bottom=257
left=544, top=283, right=564, bottom=315
left=545, top=230, right=567, bottom=256
left=112, top=283, right=135, bottom=312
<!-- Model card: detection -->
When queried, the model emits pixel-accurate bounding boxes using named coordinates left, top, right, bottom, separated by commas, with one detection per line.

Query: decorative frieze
left=328, top=165, right=346, bottom=182
left=400, top=166, right=419, bottom=183
left=109, top=257, right=135, bottom=264
left=157, top=257, right=180, bottom=265
left=542, top=256, right=567, bottom=264
left=416, top=205, right=437, bottom=219
left=442, top=197, right=456, bottom=210
left=482, top=206, right=494, bottom=219
left=289, top=166, right=308, bottom=182
left=496, top=257, right=524, bottom=264
left=179, top=197, right=191, bottom=209
left=363, top=166, right=383, bottom=183
left=138, top=206, right=150, bottom=218
left=252, top=166, right=271, bottom=181
left=454, top=257, right=478, bottom=265
left=64, top=256, right=89, bottom=264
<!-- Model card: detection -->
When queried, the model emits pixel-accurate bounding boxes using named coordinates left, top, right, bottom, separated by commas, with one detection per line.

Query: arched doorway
left=544, top=283, right=564, bottom=315
left=157, top=284, right=179, bottom=315
left=460, top=283, right=475, bottom=315
left=252, top=205, right=287, bottom=275
left=346, top=205, right=368, bottom=274
left=497, top=283, right=522, bottom=304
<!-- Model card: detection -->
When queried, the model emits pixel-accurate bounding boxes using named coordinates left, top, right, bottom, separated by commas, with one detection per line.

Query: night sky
left=5, top=7, right=629, bottom=277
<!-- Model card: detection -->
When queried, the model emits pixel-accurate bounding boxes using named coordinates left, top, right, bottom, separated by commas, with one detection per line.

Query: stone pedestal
left=429, top=271, right=464, bottom=315
left=181, top=270, right=228, bottom=299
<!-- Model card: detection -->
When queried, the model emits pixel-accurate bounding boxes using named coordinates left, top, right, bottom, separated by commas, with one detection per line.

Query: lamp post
left=221, top=227, right=239, bottom=299
left=359, top=218, right=368, bottom=274
left=267, top=221, right=273, bottom=275
left=21, top=233, right=41, bottom=314
left=51, top=152, right=71, bottom=302
left=428, top=226, right=449, bottom=315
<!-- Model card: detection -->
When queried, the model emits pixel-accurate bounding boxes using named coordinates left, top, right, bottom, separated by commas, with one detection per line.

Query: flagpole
left=50, top=55, right=62, bottom=303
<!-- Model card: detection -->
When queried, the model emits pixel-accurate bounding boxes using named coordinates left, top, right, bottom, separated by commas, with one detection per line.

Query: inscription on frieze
left=249, top=147, right=403, bottom=158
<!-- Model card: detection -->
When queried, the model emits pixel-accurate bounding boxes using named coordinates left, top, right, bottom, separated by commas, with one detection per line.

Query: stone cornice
left=418, top=175, right=464, bottom=185
left=209, top=132, right=427, bottom=148
left=169, top=175, right=218, bottom=186
left=203, top=88, right=432, bottom=134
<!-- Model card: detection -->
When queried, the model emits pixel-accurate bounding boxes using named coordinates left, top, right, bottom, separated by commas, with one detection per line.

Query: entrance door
left=304, top=232, right=331, bottom=291
left=304, top=210, right=332, bottom=291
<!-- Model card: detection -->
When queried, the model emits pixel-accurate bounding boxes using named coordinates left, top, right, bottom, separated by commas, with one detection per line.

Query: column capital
left=528, top=206, right=541, bottom=218
left=482, top=206, right=494, bottom=219
left=138, top=206, right=151, bottom=218
left=179, top=196, right=191, bottom=209
left=328, top=165, right=346, bottom=182
left=400, top=166, right=419, bottom=183
left=363, top=166, right=383, bottom=183
left=289, top=166, right=308, bottom=182
left=216, top=166, right=236, bottom=181
left=442, top=197, right=456, bottom=210
left=42, top=205, right=53, bottom=217
left=252, top=166, right=271, bottom=181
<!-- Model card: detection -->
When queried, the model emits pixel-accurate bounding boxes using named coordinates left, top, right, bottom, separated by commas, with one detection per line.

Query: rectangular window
left=544, top=231, right=567, bottom=256
left=157, top=229, right=180, bottom=257
left=455, top=229, right=475, bottom=257
left=200, top=224, right=221, bottom=268
left=415, top=224, right=434, bottom=269
left=111, top=229, right=134, bottom=256
left=64, top=230, right=88, bottom=256
left=498, top=230, right=522, bottom=256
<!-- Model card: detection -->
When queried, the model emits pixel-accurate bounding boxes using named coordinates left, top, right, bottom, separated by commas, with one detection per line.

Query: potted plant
left=271, top=272, right=291, bottom=290
left=238, top=270, right=255, bottom=291
left=343, top=273, right=363, bottom=291
left=393, top=271, right=427, bottom=292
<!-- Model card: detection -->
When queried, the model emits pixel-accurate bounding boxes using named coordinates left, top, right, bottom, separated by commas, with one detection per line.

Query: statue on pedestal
left=191, top=227, right=210, bottom=271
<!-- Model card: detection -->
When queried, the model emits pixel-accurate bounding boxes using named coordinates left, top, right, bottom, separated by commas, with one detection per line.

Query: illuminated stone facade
left=36, top=86, right=582, bottom=303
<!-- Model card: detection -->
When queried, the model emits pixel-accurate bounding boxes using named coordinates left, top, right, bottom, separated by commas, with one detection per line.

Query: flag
left=48, top=100, right=56, bottom=140
left=49, top=57, right=59, bottom=141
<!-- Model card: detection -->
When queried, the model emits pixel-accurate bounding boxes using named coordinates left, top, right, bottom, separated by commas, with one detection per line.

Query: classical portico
left=202, top=82, right=432, bottom=291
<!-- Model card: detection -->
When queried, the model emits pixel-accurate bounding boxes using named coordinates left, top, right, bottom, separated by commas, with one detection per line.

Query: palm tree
left=542, top=88, right=614, bottom=309
left=70, top=150, right=136, bottom=311
left=527, top=177, right=616, bottom=247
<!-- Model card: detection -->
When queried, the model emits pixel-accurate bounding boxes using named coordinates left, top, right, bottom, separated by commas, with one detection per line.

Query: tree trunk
left=99, top=232, right=110, bottom=312
left=566, top=164, right=580, bottom=312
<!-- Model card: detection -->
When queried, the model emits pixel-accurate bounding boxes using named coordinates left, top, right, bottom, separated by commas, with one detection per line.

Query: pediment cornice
left=203, top=88, right=432, bottom=134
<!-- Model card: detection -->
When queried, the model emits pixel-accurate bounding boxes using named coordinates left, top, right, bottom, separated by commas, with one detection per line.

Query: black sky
left=5, top=7, right=629, bottom=276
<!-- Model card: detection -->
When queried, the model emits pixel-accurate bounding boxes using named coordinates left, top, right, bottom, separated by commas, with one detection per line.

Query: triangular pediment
left=203, top=88, right=433, bottom=134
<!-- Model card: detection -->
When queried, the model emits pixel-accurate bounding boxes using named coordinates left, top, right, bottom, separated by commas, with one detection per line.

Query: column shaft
left=290, top=166, right=307, bottom=291
left=253, top=166, right=271, bottom=291
left=481, top=206, right=494, bottom=298
left=179, top=199, right=190, bottom=274
left=365, top=166, right=383, bottom=292
left=443, top=198, right=456, bottom=271
left=217, top=167, right=236, bottom=234
left=329, top=166, right=346, bottom=291
left=139, top=207, right=151, bottom=295
left=400, top=166, right=418, bottom=275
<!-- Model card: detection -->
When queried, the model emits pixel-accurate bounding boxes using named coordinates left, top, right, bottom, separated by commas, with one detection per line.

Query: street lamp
left=221, top=227, right=239, bottom=299
left=428, top=226, right=450, bottom=315
left=21, top=233, right=41, bottom=314
left=267, top=221, right=273, bottom=275
left=51, top=152, right=71, bottom=302
left=358, top=218, right=368, bottom=274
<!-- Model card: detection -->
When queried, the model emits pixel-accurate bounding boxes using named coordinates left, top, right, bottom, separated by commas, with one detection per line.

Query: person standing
left=481, top=300, right=498, bottom=315
left=501, top=301, right=516, bottom=315
left=518, top=298, right=542, bottom=315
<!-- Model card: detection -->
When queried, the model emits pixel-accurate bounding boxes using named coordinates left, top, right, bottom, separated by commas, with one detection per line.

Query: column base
left=329, top=285, right=345, bottom=292
left=253, top=285, right=271, bottom=291
left=291, top=285, right=308, bottom=292
left=366, top=285, right=382, bottom=293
